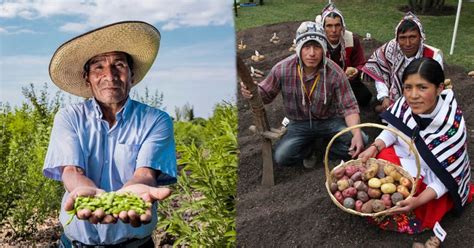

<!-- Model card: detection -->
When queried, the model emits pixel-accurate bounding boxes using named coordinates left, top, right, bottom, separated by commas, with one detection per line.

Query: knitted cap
left=295, top=21, right=327, bottom=61
left=321, top=3, right=346, bottom=30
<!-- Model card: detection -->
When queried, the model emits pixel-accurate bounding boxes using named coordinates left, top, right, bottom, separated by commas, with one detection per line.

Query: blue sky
left=0, top=0, right=236, bottom=118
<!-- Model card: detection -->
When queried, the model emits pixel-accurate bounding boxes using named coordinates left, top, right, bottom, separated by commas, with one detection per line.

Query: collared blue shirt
left=43, top=98, right=177, bottom=245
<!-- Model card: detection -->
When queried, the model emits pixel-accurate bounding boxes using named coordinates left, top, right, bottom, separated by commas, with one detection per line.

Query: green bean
left=65, top=192, right=152, bottom=225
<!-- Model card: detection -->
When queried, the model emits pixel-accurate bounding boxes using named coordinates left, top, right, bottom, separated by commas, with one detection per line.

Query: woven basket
left=324, top=123, right=421, bottom=217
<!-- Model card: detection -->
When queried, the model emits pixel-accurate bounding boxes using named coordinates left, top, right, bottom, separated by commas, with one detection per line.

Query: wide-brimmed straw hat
left=49, top=21, right=160, bottom=98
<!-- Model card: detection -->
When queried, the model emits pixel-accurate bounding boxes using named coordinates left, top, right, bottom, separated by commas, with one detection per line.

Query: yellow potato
left=381, top=183, right=397, bottom=194
left=368, top=178, right=381, bottom=188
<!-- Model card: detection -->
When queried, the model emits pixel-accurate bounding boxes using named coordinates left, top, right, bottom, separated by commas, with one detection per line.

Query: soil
left=236, top=21, right=474, bottom=247
left=398, top=5, right=456, bottom=16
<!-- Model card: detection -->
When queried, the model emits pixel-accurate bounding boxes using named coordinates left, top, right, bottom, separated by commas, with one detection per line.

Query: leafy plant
left=0, top=84, right=63, bottom=237
left=158, top=103, right=238, bottom=247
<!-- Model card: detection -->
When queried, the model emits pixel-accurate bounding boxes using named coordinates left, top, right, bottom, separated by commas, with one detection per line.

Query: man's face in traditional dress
left=397, top=29, right=421, bottom=58
left=84, top=51, right=133, bottom=106
left=403, top=73, right=443, bottom=115
left=301, top=41, right=323, bottom=69
left=324, top=16, right=343, bottom=45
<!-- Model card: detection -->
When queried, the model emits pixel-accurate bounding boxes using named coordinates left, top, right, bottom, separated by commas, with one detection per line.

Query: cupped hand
left=116, top=184, right=172, bottom=227
left=385, top=197, right=417, bottom=215
left=64, top=186, right=105, bottom=223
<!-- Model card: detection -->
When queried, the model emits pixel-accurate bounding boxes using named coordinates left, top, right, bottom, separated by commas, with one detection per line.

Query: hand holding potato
left=345, top=67, right=358, bottom=80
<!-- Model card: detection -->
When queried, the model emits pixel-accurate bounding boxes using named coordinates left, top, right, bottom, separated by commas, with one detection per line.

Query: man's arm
left=344, top=113, right=364, bottom=158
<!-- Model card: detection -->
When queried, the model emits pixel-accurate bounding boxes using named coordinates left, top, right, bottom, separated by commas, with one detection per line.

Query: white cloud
left=0, top=0, right=234, bottom=32
left=0, top=25, right=39, bottom=34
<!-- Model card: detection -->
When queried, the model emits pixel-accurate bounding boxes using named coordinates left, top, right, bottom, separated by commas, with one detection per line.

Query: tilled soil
left=236, top=21, right=474, bottom=247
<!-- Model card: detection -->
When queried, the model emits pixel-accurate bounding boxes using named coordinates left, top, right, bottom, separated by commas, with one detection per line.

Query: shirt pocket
left=113, top=144, right=140, bottom=182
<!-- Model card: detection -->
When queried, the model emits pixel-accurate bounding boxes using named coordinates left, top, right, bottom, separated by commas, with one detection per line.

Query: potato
left=353, top=181, right=368, bottom=192
left=399, top=177, right=412, bottom=189
left=347, top=179, right=354, bottom=187
left=381, top=194, right=392, bottom=209
left=361, top=199, right=374, bottom=213
left=345, top=165, right=358, bottom=177
left=334, top=191, right=344, bottom=204
left=391, top=192, right=404, bottom=205
left=368, top=178, right=381, bottom=188
left=383, top=164, right=395, bottom=175
left=380, top=183, right=397, bottom=194
left=379, top=176, right=394, bottom=184
left=389, top=170, right=402, bottom=181
left=372, top=199, right=386, bottom=212
left=350, top=171, right=362, bottom=182
left=397, top=185, right=410, bottom=198
left=337, top=179, right=350, bottom=191
left=362, top=161, right=378, bottom=180
left=343, top=198, right=355, bottom=209
left=355, top=200, right=363, bottom=212
left=376, top=165, right=385, bottom=179
left=332, top=166, right=346, bottom=179
left=342, top=187, right=357, bottom=198
left=368, top=188, right=382, bottom=199
left=357, top=191, right=369, bottom=202
left=330, top=182, right=338, bottom=194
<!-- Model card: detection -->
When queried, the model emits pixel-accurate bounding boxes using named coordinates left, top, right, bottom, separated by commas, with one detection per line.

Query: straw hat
left=49, top=21, right=160, bottom=98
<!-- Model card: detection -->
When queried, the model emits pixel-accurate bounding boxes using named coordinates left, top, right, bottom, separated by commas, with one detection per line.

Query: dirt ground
left=236, top=21, right=474, bottom=247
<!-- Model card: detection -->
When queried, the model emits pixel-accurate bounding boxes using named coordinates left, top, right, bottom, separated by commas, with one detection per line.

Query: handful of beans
left=66, top=192, right=152, bottom=225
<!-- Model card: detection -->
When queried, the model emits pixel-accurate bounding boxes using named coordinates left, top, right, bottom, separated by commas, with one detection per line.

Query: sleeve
left=258, top=64, right=282, bottom=104
left=424, top=168, right=448, bottom=199
left=375, top=80, right=389, bottom=100
left=350, top=38, right=366, bottom=71
left=377, top=128, right=397, bottom=148
left=136, top=111, right=177, bottom=185
left=43, top=108, right=85, bottom=181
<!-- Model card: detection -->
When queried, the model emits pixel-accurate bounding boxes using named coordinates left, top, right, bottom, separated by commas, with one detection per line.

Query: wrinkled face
left=324, top=16, right=343, bottom=45
left=300, top=41, right=323, bottom=69
left=403, top=73, right=443, bottom=115
left=397, top=29, right=421, bottom=58
left=84, top=51, right=133, bottom=106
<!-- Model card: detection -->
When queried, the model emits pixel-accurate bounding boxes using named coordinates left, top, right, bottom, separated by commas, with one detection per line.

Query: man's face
left=300, top=41, right=323, bottom=69
left=324, top=16, right=343, bottom=45
left=85, top=51, right=133, bottom=106
left=397, top=29, right=421, bottom=58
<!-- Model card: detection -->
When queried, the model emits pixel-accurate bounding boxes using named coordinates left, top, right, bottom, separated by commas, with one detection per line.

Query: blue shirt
left=43, top=98, right=177, bottom=245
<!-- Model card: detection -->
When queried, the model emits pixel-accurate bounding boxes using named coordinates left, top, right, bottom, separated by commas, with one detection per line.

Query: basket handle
left=324, top=123, right=421, bottom=197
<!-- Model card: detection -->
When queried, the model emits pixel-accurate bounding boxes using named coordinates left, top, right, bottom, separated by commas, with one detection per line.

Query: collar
left=91, top=97, right=132, bottom=121
left=418, top=95, right=443, bottom=119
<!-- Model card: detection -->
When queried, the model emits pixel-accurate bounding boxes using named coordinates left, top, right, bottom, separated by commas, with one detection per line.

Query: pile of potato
left=329, top=159, right=413, bottom=214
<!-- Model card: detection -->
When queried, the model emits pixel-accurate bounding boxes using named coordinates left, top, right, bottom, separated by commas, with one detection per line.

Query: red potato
left=345, top=165, right=358, bottom=177
left=355, top=200, right=363, bottom=212
left=381, top=194, right=392, bottom=209
left=368, top=188, right=382, bottom=199
left=342, top=187, right=357, bottom=198
left=350, top=171, right=362, bottom=182
left=332, top=166, right=346, bottom=179
left=334, top=191, right=344, bottom=204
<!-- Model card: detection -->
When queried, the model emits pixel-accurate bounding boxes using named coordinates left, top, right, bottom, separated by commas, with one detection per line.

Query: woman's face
left=403, top=73, right=444, bottom=115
